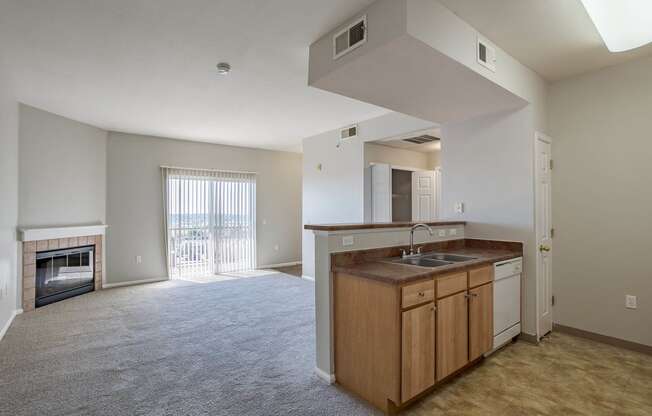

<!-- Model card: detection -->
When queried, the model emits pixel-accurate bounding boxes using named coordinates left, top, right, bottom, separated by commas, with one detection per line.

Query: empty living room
left=1, top=1, right=651, bottom=415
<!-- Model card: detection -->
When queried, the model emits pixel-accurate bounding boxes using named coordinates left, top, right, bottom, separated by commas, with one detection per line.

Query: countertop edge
left=304, top=221, right=467, bottom=232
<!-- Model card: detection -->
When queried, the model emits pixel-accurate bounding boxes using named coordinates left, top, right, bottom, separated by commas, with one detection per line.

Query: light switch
left=342, top=236, right=354, bottom=246
left=626, top=295, right=637, bottom=309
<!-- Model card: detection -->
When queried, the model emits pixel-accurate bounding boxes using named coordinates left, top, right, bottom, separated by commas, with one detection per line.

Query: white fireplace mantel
left=19, top=224, right=108, bottom=242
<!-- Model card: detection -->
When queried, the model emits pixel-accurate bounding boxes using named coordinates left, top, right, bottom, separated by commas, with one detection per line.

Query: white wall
left=442, top=105, right=542, bottom=336
left=548, top=55, right=652, bottom=346
left=106, top=132, right=302, bottom=284
left=302, top=112, right=435, bottom=278
left=18, top=105, right=107, bottom=227
left=0, top=56, right=19, bottom=335
left=364, top=143, right=436, bottom=170
left=302, top=134, right=365, bottom=279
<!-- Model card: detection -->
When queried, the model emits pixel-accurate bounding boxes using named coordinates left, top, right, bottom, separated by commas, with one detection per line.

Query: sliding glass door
left=162, top=167, right=256, bottom=277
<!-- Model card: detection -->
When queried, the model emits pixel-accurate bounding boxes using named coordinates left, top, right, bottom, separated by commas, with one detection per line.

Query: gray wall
left=106, top=132, right=302, bottom=284
left=18, top=105, right=107, bottom=227
left=0, top=58, right=19, bottom=330
left=548, top=55, right=652, bottom=346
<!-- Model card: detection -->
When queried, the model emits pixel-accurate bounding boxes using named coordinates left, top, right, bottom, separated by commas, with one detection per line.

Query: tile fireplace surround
left=20, top=225, right=107, bottom=312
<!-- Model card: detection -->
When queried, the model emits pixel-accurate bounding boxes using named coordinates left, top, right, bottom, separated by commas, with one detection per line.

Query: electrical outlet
left=342, top=236, right=354, bottom=247
left=437, top=229, right=446, bottom=237
left=455, top=202, right=464, bottom=214
left=136, top=255, right=142, bottom=264
left=626, top=295, right=637, bottom=309
left=449, top=228, right=457, bottom=236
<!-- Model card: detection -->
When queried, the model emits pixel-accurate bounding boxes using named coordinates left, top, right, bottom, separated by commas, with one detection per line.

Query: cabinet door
left=469, top=282, right=494, bottom=360
left=436, top=292, right=468, bottom=381
left=401, top=302, right=436, bottom=402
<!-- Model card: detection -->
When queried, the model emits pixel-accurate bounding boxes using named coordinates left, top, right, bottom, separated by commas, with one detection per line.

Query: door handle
left=539, top=245, right=551, bottom=252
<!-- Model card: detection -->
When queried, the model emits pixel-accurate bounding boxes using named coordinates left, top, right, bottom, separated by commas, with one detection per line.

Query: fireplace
left=35, top=245, right=95, bottom=307
left=21, top=227, right=105, bottom=312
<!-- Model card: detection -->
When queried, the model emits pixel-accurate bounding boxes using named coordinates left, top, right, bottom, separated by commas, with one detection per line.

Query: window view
left=163, top=168, right=256, bottom=277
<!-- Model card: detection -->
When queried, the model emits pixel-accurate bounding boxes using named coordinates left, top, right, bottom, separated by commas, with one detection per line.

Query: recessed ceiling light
left=216, top=62, right=231, bottom=75
left=580, top=0, right=652, bottom=52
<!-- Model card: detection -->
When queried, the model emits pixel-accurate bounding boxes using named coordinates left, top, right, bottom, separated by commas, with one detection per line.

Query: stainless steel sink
left=392, top=257, right=453, bottom=267
left=390, top=252, right=477, bottom=268
left=422, top=253, right=477, bottom=262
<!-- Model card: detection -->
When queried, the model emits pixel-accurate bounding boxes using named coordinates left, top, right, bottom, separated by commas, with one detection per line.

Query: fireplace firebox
left=35, top=245, right=95, bottom=307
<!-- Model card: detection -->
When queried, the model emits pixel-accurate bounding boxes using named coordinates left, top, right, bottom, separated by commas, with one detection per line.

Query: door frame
left=534, top=132, right=553, bottom=340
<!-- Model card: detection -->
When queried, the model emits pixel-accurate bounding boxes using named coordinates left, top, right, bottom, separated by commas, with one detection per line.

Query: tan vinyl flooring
left=405, top=332, right=652, bottom=416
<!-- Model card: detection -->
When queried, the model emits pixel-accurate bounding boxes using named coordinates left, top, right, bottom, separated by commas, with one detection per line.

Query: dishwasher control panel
left=494, top=257, right=523, bottom=280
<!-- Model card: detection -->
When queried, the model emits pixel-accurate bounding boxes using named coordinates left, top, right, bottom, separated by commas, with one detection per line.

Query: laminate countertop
left=331, top=247, right=522, bottom=285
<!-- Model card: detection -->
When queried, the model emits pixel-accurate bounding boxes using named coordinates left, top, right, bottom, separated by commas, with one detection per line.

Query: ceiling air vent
left=333, top=15, right=367, bottom=60
left=403, top=135, right=440, bottom=145
left=477, top=36, right=496, bottom=72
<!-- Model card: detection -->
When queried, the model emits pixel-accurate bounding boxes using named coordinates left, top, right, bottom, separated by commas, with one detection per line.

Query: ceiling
left=0, top=0, right=388, bottom=152
left=438, top=0, right=652, bottom=81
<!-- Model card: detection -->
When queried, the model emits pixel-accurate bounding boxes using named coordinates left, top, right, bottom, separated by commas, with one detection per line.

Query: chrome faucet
left=403, top=223, right=434, bottom=258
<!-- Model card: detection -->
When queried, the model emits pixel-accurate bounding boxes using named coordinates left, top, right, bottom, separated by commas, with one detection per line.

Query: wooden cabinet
left=333, top=263, right=500, bottom=413
left=469, top=282, right=494, bottom=360
left=435, top=272, right=467, bottom=298
left=436, top=291, right=469, bottom=381
left=469, top=265, right=493, bottom=288
left=402, top=280, right=435, bottom=308
left=401, top=302, right=436, bottom=401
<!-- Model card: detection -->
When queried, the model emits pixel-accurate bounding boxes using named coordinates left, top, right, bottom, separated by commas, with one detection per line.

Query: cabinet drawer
left=402, top=280, right=435, bottom=308
left=469, top=265, right=493, bottom=288
left=436, top=272, right=467, bottom=299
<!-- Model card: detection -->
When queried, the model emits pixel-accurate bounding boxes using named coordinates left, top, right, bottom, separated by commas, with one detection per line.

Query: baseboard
left=103, top=277, right=168, bottom=289
left=301, top=275, right=315, bottom=282
left=314, top=367, right=336, bottom=384
left=554, top=323, right=652, bottom=356
left=519, top=332, right=539, bottom=344
left=258, top=261, right=302, bottom=269
left=0, top=309, right=20, bottom=342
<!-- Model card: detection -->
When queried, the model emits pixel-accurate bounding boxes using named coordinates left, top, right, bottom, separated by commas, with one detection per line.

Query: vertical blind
left=162, top=167, right=256, bottom=277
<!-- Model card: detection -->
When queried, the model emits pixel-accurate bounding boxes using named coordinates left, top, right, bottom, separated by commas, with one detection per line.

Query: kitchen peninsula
left=304, top=221, right=523, bottom=414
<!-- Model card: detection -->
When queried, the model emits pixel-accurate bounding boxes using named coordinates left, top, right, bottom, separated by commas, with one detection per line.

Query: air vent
left=333, top=15, right=367, bottom=59
left=403, top=135, right=440, bottom=145
left=340, top=125, right=358, bottom=140
left=477, top=36, right=496, bottom=72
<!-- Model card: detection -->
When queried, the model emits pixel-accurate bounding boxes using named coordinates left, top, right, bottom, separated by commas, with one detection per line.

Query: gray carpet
left=0, top=274, right=378, bottom=416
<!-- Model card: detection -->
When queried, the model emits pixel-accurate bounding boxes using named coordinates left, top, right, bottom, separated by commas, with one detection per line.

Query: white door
left=434, top=168, right=442, bottom=219
left=412, top=171, right=436, bottom=222
left=535, top=133, right=553, bottom=338
left=371, top=163, right=391, bottom=223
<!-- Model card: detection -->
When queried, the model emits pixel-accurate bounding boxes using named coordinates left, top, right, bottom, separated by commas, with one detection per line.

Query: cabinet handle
left=431, top=306, right=436, bottom=311
left=418, top=291, right=425, bottom=297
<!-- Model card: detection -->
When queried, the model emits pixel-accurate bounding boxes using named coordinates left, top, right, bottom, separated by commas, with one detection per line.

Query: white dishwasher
left=492, top=257, right=522, bottom=351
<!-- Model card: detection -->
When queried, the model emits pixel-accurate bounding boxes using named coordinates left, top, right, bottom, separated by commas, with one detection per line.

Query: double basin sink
left=390, top=252, right=477, bottom=268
